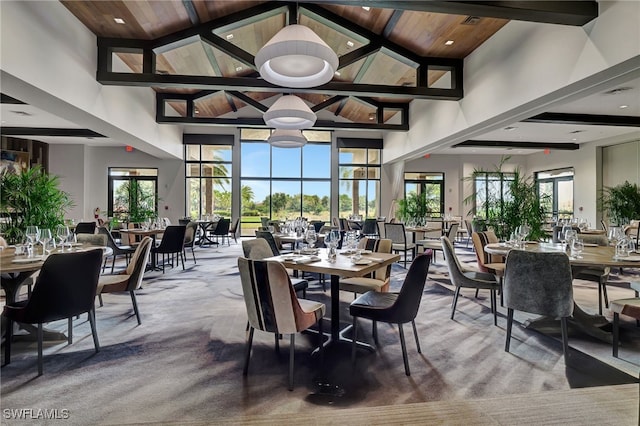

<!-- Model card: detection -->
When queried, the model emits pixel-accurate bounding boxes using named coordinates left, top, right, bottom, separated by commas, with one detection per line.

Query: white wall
left=602, top=140, right=640, bottom=186
left=49, top=145, right=185, bottom=223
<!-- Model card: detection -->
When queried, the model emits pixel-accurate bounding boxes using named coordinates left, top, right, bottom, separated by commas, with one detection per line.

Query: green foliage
left=0, top=166, right=73, bottom=244
left=118, top=180, right=157, bottom=223
left=463, top=157, right=548, bottom=241
left=600, top=181, right=640, bottom=226
left=397, top=192, right=431, bottom=221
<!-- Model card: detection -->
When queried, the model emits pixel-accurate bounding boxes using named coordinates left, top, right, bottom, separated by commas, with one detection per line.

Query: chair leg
left=474, top=288, right=479, bottom=298
left=275, top=333, right=280, bottom=354
left=411, top=320, right=421, bottom=354
left=398, top=323, right=410, bottom=376
left=130, top=291, right=141, bottom=325
left=4, top=318, right=12, bottom=366
left=505, top=308, right=514, bottom=352
left=372, top=320, right=378, bottom=344
left=318, top=318, right=324, bottom=370
left=98, top=293, right=103, bottom=308
left=89, top=309, right=100, bottom=353
left=602, top=282, right=609, bottom=309
left=243, top=327, right=254, bottom=376
left=597, top=282, right=603, bottom=315
left=560, top=316, right=569, bottom=362
left=450, top=287, right=461, bottom=320
left=191, top=246, right=196, bottom=264
left=67, top=318, right=73, bottom=344
left=111, top=256, right=116, bottom=274
left=351, top=317, right=357, bottom=368
left=613, top=312, right=619, bottom=357
left=288, top=334, right=295, bottom=391
left=491, top=289, right=497, bottom=326
left=37, top=323, right=44, bottom=376
left=180, top=251, right=185, bottom=270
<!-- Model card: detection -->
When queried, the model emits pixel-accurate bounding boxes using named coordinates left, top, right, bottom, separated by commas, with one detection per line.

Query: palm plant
left=600, top=181, right=640, bottom=226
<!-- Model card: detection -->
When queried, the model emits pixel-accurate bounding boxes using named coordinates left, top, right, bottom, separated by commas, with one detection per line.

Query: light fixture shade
left=255, top=24, right=339, bottom=88
left=263, top=95, right=317, bottom=129
left=268, top=129, right=308, bottom=148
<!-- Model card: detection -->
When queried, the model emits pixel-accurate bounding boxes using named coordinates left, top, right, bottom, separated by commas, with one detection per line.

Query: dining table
left=195, top=220, right=219, bottom=247
left=484, top=241, right=640, bottom=342
left=265, top=248, right=400, bottom=350
left=118, top=228, right=165, bottom=270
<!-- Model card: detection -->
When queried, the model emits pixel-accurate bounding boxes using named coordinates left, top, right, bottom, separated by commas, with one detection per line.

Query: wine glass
left=571, top=238, right=584, bottom=259
left=559, top=225, right=573, bottom=248
left=305, top=227, right=317, bottom=251
left=40, top=228, right=52, bottom=256
left=56, top=225, right=70, bottom=250
left=25, top=225, right=39, bottom=256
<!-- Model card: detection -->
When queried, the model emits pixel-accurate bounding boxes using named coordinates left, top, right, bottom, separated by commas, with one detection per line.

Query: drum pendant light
left=263, top=95, right=317, bottom=129
left=268, top=129, right=308, bottom=148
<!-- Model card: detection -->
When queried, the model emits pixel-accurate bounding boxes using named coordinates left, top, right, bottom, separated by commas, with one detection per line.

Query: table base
left=524, top=303, right=612, bottom=343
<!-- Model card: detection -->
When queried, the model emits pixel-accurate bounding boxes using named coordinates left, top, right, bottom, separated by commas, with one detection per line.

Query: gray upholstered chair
left=340, top=238, right=393, bottom=297
left=503, top=250, right=574, bottom=362
left=237, top=257, right=325, bottom=391
left=183, top=221, right=198, bottom=263
left=385, top=222, right=415, bottom=268
left=572, top=234, right=611, bottom=315
left=417, top=223, right=458, bottom=263
left=441, top=236, right=500, bottom=325
left=76, top=233, right=107, bottom=247
left=611, top=283, right=640, bottom=358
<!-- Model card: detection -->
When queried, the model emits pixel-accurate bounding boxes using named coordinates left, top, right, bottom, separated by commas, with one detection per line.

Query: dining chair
left=610, top=295, right=640, bottom=358
left=74, top=221, right=97, bottom=234
left=183, top=221, right=198, bottom=263
left=97, top=237, right=153, bottom=325
left=350, top=253, right=431, bottom=376
left=503, top=250, right=574, bottom=363
left=417, top=223, right=458, bottom=263
left=151, top=225, right=186, bottom=273
left=98, top=226, right=136, bottom=273
left=2, top=249, right=103, bottom=375
left=255, top=230, right=290, bottom=256
left=385, top=222, right=416, bottom=268
left=211, top=218, right=231, bottom=246
left=340, top=238, right=393, bottom=297
left=361, top=218, right=378, bottom=238
left=241, top=238, right=309, bottom=297
left=441, top=236, right=500, bottom=325
left=471, top=231, right=505, bottom=283
left=237, top=257, right=325, bottom=391
left=228, top=218, right=240, bottom=243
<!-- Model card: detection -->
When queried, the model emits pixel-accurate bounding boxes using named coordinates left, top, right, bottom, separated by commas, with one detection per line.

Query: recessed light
left=503, top=126, right=517, bottom=131
left=346, top=40, right=354, bottom=48
left=226, top=34, right=234, bottom=40
left=235, top=66, right=243, bottom=72
left=334, top=71, right=341, bottom=76
left=362, top=6, right=370, bottom=11
left=445, top=40, right=454, bottom=46
left=195, top=109, right=200, bottom=115
left=114, top=17, right=125, bottom=24
left=571, top=138, right=578, bottom=141
left=604, top=87, right=632, bottom=95
left=10, top=110, right=32, bottom=116
left=368, top=113, right=376, bottom=121
left=619, top=104, right=629, bottom=109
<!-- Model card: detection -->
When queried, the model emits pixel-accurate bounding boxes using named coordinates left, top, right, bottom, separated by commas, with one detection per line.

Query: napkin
left=368, top=257, right=384, bottom=263
left=294, top=256, right=321, bottom=264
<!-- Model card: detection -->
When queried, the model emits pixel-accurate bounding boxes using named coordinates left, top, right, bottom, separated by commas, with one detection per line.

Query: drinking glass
left=25, top=225, right=39, bottom=256
left=560, top=225, right=573, bottom=247
left=40, top=228, right=52, bottom=255
left=571, top=238, right=584, bottom=259
left=305, top=227, right=317, bottom=250
left=56, top=225, right=70, bottom=250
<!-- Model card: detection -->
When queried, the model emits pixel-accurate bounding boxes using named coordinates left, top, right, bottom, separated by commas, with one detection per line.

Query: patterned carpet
left=1, top=240, right=638, bottom=425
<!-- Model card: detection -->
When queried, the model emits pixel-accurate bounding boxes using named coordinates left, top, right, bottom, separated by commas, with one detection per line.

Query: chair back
left=0, top=236, right=8, bottom=248
left=361, top=218, right=378, bottom=236
left=376, top=220, right=386, bottom=239
left=471, top=231, right=503, bottom=271
left=213, top=218, right=230, bottom=235
left=359, top=238, right=393, bottom=281
left=446, top=223, right=459, bottom=240
left=75, top=222, right=96, bottom=234
left=19, top=249, right=103, bottom=323
left=155, top=225, right=186, bottom=253
left=242, top=238, right=274, bottom=259
left=441, top=236, right=468, bottom=288
left=229, top=218, right=240, bottom=234
left=385, top=222, right=407, bottom=245
left=260, top=217, right=270, bottom=228
left=600, top=219, right=608, bottom=233
left=503, top=250, right=574, bottom=317
left=255, top=230, right=280, bottom=256
left=98, top=226, right=120, bottom=250
left=183, top=221, right=198, bottom=246
left=125, top=237, right=153, bottom=291
left=237, top=258, right=310, bottom=334
left=309, top=220, right=325, bottom=233
left=385, top=253, right=431, bottom=324
left=339, top=218, right=350, bottom=231
left=76, top=233, right=107, bottom=247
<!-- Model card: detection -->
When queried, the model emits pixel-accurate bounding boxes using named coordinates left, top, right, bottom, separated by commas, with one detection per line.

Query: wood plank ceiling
left=59, top=1, right=590, bottom=131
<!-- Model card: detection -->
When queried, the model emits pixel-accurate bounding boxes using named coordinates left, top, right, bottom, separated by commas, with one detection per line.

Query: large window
left=404, top=172, right=444, bottom=217
left=185, top=142, right=233, bottom=219
left=108, top=168, right=158, bottom=223
left=339, top=144, right=381, bottom=218
left=473, top=172, right=514, bottom=219
left=536, top=168, right=574, bottom=220
left=240, top=129, right=331, bottom=236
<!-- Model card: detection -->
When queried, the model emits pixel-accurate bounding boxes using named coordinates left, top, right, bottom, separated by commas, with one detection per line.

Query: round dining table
left=484, top=241, right=640, bottom=343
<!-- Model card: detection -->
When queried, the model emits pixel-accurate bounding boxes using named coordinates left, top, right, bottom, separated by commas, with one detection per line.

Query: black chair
left=255, top=230, right=284, bottom=256
left=98, top=226, right=136, bottom=273
left=75, top=221, right=96, bottom=234
left=183, top=221, right=198, bottom=263
left=2, top=249, right=103, bottom=375
left=228, top=218, right=240, bottom=243
left=212, top=218, right=231, bottom=246
left=361, top=218, right=378, bottom=237
left=309, top=220, right=325, bottom=233
left=350, top=253, right=431, bottom=376
left=151, top=225, right=186, bottom=273
left=503, top=250, right=574, bottom=363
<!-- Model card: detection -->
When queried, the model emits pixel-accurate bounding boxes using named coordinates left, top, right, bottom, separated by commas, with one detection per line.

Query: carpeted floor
left=1, top=240, right=639, bottom=425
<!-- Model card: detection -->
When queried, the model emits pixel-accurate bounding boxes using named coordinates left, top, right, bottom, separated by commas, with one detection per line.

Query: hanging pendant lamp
left=255, top=24, right=339, bottom=88
left=263, top=95, right=316, bottom=129
left=268, top=129, right=308, bottom=148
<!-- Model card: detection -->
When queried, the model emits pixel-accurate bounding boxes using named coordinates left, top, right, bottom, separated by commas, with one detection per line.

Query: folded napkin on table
left=368, top=257, right=384, bottom=263
left=294, top=255, right=321, bottom=264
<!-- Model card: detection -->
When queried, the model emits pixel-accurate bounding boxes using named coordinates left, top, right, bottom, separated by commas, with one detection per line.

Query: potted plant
left=600, top=181, right=640, bottom=226
left=113, top=179, right=158, bottom=224
left=0, top=165, right=73, bottom=244
left=396, top=191, right=431, bottom=223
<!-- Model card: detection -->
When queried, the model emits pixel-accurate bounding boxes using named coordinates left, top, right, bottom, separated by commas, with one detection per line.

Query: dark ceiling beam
left=335, top=53, right=376, bottom=115
left=524, top=112, right=640, bottom=127
left=1, top=93, right=26, bottom=104
left=454, top=140, right=580, bottom=150
left=300, top=1, right=598, bottom=26
left=338, top=44, right=380, bottom=69
left=100, top=72, right=463, bottom=100
left=226, top=91, right=269, bottom=113
left=181, top=0, right=200, bottom=26
left=224, top=93, right=238, bottom=112
left=311, top=95, right=346, bottom=112
left=157, top=115, right=408, bottom=131
left=383, top=10, right=404, bottom=39
left=200, top=33, right=256, bottom=69
left=0, top=127, right=106, bottom=138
